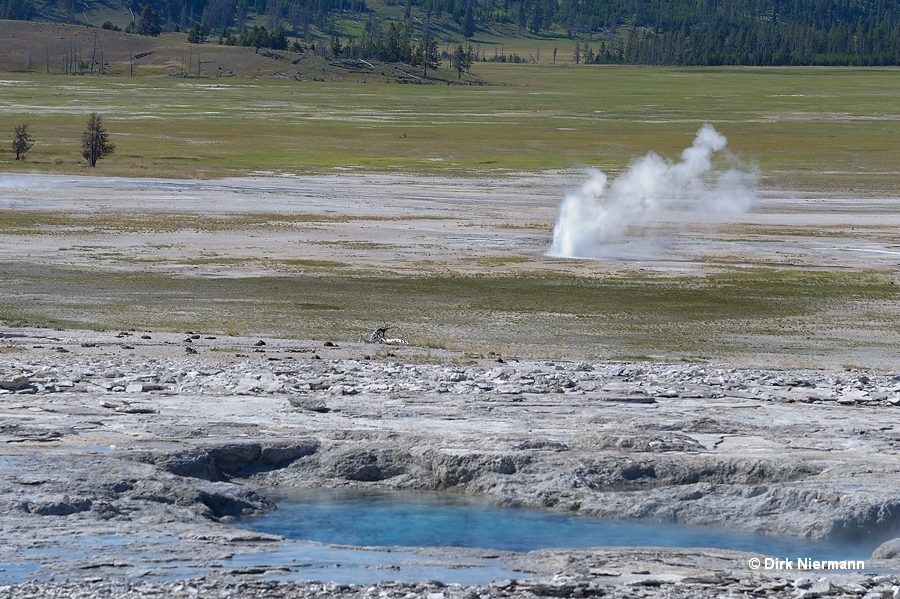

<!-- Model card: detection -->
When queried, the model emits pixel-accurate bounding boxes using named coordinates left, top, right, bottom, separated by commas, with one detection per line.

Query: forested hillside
left=2, top=0, right=898, bottom=66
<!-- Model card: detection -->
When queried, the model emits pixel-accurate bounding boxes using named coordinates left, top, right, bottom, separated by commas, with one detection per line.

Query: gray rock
left=258, top=442, right=318, bottom=466
left=0, top=375, right=30, bottom=391
left=871, top=537, right=900, bottom=560
left=288, top=397, right=330, bottom=412
left=327, top=449, right=404, bottom=482
left=808, top=578, right=831, bottom=596
left=27, top=496, right=93, bottom=516
left=234, top=377, right=263, bottom=394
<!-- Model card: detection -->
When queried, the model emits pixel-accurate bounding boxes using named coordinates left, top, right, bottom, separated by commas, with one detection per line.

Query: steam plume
left=546, top=124, right=756, bottom=259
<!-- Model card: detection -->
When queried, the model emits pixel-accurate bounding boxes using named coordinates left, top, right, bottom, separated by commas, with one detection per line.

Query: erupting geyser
left=546, top=124, right=757, bottom=259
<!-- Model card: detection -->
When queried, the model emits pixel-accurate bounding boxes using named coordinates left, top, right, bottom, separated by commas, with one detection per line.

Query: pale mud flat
left=2, top=173, right=900, bottom=597
left=2, top=172, right=900, bottom=277
left=4, top=172, right=900, bottom=370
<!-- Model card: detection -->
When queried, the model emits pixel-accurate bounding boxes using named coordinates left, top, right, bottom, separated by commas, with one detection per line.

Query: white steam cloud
left=546, top=124, right=757, bottom=259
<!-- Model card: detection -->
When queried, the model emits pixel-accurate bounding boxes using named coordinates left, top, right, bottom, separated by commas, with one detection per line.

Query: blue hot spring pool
left=235, top=488, right=878, bottom=560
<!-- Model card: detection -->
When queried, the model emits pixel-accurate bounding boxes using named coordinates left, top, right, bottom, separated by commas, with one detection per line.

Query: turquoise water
left=237, top=488, right=879, bottom=560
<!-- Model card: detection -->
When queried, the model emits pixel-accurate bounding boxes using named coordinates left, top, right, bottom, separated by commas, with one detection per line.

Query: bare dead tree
left=90, top=31, right=97, bottom=74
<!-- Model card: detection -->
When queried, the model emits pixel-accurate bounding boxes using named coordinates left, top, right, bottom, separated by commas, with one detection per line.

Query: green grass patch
left=312, top=241, right=403, bottom=250
left=466, top=256, right=533, bottom=265
left=0, top=67, right=899, bottom=193
left=0, top=210, right=366, bottom=235
left=281, top=259, right=350, bottom=268
left=0, top=265, right=896, bottom=360
left=177, top=257, right=257, bottom=266
left=0, top=210, right=456, bottom=238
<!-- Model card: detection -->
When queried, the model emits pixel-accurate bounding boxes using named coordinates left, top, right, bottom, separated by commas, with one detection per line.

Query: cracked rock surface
left=1, top=327, right=900, bottom=597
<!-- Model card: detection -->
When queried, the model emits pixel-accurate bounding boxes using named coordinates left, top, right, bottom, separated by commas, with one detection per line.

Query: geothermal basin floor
left=1, top=328, right=900, bottom=598
left=2, top=173, right=900, bottom=597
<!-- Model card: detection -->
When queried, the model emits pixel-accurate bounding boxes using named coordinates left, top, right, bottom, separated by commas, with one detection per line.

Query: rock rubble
left=4, top=345, right=900, bottom=407
left=2, top=328, right=900, bottom=597
left=3, top=571, right=900, bottom=599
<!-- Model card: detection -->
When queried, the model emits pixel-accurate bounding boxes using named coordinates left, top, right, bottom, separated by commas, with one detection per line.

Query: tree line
left=567, top=9, right=900, bottom=66
left=10, top=113, right=115, bottom=167
left=3, top=0, right=899, bottom=65
left=326, top=21, right=440, bottom=68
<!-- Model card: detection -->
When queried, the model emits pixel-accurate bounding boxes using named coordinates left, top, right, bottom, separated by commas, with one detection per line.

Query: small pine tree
left=421, top=32, right=439, bottom=77
left=12, top=124, right=34, bottom=160
left=453, top=44, right=468, bottom=78
left=187, top=22, right=210, bottom=43
left=136, top=4, right=162, bottom=36
left=329, top=34, right=342, bottom=58
left=271, top=24, right=288, bottom=50
left=463, top=0, right=475, bottom=39
left=81, top=113, right=115, bottom=167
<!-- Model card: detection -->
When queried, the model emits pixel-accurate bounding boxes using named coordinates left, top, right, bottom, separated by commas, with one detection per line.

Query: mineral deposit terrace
left=2, top=328, right=900, bottom=598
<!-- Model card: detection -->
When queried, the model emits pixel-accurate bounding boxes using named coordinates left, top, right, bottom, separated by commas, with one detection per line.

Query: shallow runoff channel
left=230, top=488, right=878, bottom=583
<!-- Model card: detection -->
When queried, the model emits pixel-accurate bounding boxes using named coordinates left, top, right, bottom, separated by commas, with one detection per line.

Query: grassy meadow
left=0, top=66, right=899, bottom=194
left=1, top=264, right=897, bottom=364
left=2, top=62, right=900, bottom=363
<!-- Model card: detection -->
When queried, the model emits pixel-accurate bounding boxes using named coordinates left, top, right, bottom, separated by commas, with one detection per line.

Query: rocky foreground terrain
left=2, top=326, right=900, bottom=598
